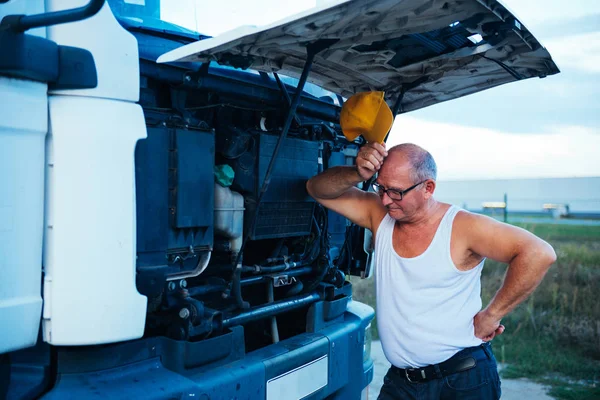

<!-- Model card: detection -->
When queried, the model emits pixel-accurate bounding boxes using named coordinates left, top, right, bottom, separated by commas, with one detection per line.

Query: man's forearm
left=306, top=166, right=364, bottom=199
left=485, top=243, right=556, bottom=319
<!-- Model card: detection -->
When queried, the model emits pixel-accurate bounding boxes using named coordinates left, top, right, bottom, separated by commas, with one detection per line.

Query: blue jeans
left=377, top=343, right=502, bottom=400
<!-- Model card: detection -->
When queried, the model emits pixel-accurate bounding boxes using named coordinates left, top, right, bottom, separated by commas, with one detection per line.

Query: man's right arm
left=306, top=143, right=387, bottom=231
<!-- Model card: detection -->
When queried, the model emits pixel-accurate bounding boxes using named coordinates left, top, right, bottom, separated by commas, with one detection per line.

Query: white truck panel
left=43, top=96, right=147, bottom=345
left=0, top=0, right=47, bottom=355
left=0, top=78, right=47, bottom=354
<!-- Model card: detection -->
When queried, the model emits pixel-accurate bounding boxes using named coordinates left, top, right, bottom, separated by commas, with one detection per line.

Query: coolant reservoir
left=214, top=184, right=244, bottom=255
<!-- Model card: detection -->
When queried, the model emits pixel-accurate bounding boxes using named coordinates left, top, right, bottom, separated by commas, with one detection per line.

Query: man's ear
left=423, top=180, right=436, bottom=199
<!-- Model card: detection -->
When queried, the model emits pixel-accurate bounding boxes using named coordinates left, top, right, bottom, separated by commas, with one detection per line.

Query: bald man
left=306, top=142, right=556, bottom=400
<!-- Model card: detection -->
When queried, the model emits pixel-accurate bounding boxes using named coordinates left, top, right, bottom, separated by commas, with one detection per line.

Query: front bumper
left=42, top=300, right=375, bottom=400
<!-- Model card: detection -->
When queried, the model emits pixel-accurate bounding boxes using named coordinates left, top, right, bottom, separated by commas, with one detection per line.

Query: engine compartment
left=133, top=55, right=369, bottom=350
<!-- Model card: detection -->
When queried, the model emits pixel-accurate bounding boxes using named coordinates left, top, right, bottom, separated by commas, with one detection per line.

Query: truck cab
left=0, top=0, right=558, bottom=399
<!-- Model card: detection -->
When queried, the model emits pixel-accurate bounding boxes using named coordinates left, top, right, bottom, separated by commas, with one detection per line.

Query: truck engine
left=132, top=54, right=368, bottom=350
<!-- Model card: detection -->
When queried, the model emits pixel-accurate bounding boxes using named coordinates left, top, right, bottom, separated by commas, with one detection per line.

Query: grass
left=494, top=334, right=599, bottom=381
left=547, top=380, right=600, bottom=400
left=350, top=221, right=600, bottom=399
left=513, top=222, right=600, bottom=242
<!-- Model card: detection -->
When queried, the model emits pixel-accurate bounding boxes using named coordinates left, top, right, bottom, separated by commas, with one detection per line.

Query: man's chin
left=387, top=208, right=405, bottom=218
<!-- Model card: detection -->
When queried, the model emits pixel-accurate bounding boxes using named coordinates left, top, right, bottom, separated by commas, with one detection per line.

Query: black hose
left=312, top=215, right=322, bottom=237
left=242, top=260, right=308, bottom=274
left=221, top=292, right=322, bottom=328
left=304, top=205, right=331, bottom=293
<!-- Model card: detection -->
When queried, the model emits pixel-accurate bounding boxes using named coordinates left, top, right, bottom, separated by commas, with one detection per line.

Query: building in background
left=435, top=177, right=600, bottom=218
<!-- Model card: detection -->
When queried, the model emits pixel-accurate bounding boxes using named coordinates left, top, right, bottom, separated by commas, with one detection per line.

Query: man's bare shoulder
left=451, top=208, right=500, bottom=244
left=453, top=207, right=493, bottom=226
left=452, top=206, right=543, bottom=262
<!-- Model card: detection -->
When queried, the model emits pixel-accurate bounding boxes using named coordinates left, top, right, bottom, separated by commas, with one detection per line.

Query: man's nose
left=381, top=192, right=394, bottom=206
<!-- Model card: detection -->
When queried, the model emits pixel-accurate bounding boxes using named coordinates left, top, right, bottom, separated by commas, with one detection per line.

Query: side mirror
left=0, top=0, right=105, bottom=88
left=1, top=0, right=105, bottom=32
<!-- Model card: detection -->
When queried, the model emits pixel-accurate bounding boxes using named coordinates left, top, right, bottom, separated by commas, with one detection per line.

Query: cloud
left=387, top=116, right=600, bottom=180
left=544, top=32, right=600, bottom=74
left=502, top=0, right=600, bottom=29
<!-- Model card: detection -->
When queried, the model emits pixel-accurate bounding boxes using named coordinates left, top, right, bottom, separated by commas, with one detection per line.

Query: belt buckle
left=404, top=368, right=422, bottom=383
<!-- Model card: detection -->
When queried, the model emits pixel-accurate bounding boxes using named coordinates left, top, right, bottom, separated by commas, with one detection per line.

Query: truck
left=0, top=0, right=558, bottom=399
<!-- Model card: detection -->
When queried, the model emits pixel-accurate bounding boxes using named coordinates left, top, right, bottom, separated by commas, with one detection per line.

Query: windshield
left=107, top=0, right=203, bottom=37
left=107, top=0, right=339, bottom=104
left=107, top=0, right=317, bottom=36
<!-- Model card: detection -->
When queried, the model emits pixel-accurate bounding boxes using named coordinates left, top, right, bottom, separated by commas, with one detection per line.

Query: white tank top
left=374, top=205, right=484, bottom=368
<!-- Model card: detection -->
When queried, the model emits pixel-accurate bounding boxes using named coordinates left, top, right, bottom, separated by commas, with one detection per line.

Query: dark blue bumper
left=43, top=300, right=374, bottom=400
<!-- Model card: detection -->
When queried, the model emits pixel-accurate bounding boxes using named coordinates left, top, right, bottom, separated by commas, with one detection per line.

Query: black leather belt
left=391, top=351, right=478, bottom=383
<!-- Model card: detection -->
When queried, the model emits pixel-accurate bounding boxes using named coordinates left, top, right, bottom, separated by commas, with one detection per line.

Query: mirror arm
left=1, top=0, right=105, bottom=32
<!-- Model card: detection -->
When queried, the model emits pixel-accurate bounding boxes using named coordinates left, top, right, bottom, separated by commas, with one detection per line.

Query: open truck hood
left=158, top=0, right=559, bottom=112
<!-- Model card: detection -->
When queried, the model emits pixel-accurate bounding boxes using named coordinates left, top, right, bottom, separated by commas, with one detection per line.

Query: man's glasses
left=372, top=181, right=427, bottom=201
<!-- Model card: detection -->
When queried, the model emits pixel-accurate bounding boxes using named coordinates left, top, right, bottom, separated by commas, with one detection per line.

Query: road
left=368, top=341, right=553, bottom=399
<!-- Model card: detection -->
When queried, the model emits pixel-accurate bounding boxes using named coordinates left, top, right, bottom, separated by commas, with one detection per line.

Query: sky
left=159, top=0, right=600, bottom=181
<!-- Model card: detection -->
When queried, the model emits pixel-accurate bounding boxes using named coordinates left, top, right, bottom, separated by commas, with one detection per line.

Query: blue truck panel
left=41, top=301, right=374, bottom=399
